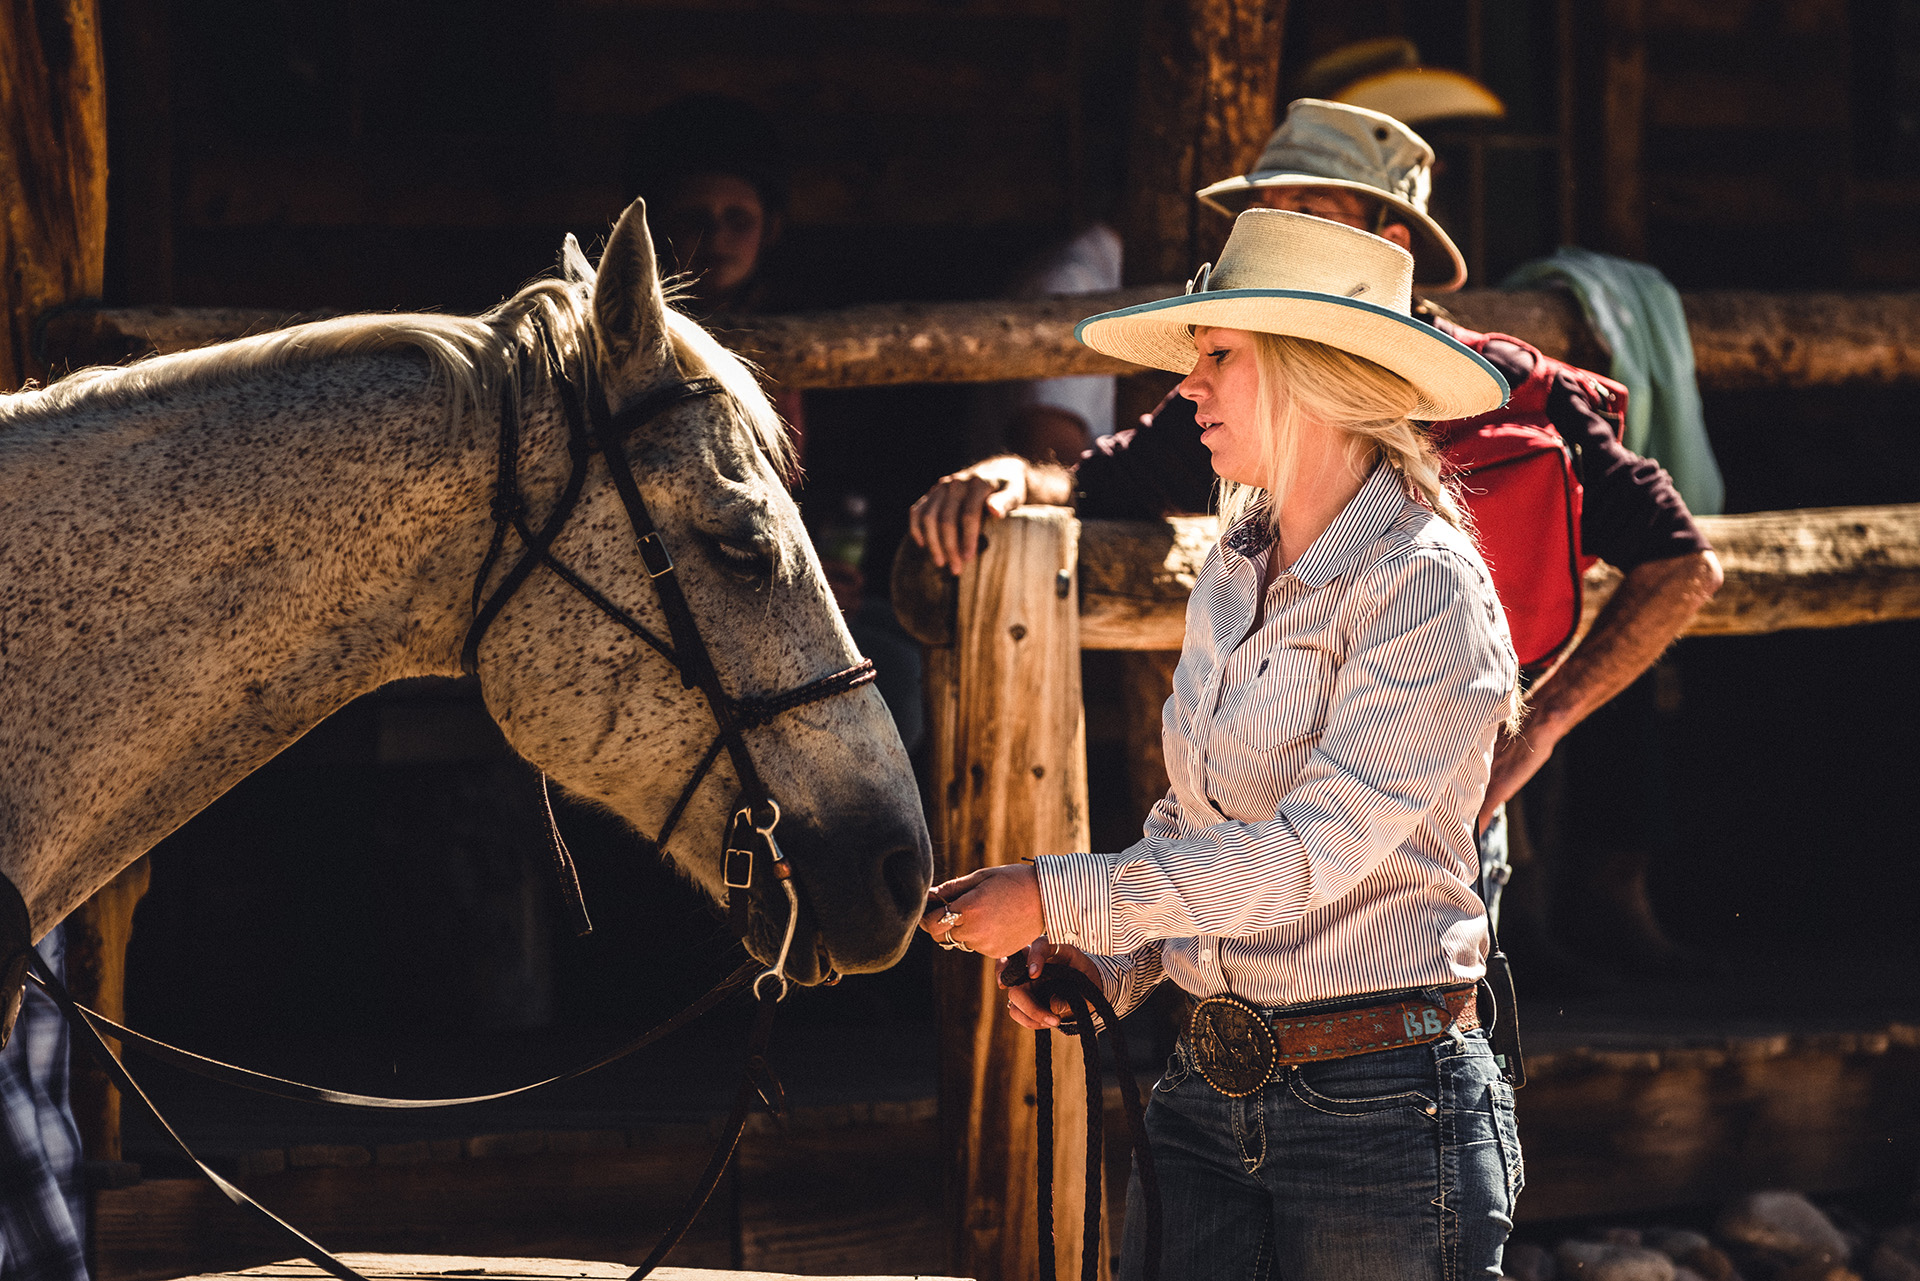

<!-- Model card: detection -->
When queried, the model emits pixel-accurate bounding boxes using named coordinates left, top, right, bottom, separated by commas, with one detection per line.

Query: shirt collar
left=1220, top=461, right=1408, bottom=591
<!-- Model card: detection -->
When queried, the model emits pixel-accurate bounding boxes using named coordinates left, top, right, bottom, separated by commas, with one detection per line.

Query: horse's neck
left=0, top=352, right=555, bottom=931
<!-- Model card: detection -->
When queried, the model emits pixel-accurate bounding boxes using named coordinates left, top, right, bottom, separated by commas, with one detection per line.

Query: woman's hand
left=1002, top=940, right=1105, bottom=1031
left=917, top=863, right=1045, bottom=960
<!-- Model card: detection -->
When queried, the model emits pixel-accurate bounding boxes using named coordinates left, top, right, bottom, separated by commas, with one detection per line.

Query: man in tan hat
left=908, top=98, right=1724, bottom=978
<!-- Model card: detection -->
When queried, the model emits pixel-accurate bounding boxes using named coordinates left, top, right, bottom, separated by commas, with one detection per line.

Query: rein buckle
left=638, top=531, right=675, bottom=578
left=722, top=847, right=754, bottom=891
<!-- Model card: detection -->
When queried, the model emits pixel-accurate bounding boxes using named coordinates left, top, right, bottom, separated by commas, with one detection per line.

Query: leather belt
left=1179, top=985, right=1480, bottom=1098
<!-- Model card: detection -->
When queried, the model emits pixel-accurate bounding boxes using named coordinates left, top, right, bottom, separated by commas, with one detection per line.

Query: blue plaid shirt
left=0, top=924, right=88, bottom=1281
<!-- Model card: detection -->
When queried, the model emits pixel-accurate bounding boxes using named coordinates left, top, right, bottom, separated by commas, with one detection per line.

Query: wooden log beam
left=895, top=505, right=1920, bottom=652
left=64, top=856, right=151, bottom=1163
left=1578, top=503, right=1920, bottom=637
left=1119, top=0, right=1289, bottom=286
left=42, top=288, right=1920, bottom=391
left=1, top=0, right=109, bottom=390
left=926, top=507, right=1096, bottom=1281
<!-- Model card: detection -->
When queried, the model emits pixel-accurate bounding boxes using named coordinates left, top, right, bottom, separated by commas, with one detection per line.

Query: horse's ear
left=592, top=198, right=668, bottom=366
left=559, top=233, right=594, bottom=286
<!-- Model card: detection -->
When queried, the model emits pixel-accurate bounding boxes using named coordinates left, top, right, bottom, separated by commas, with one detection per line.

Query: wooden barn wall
left=1640, top=0, right=1910, bottom=288
left=104, top=0, right=1136, bottom=315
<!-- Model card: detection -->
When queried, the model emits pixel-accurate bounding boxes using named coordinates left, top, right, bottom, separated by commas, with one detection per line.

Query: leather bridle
left=460, top=324, right=876, bottom=976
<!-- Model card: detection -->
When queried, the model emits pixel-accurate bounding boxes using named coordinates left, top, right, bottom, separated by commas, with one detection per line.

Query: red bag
left=1430, top=331, right=1628, bottom=670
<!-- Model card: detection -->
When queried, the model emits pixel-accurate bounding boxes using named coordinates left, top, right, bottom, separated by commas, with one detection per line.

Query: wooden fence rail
left=896, top=503, right=1920, bottom=651
left=38, top=289, right=1920, bottom=391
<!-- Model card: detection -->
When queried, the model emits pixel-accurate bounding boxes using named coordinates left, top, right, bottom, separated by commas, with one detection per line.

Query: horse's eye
left=707, top=532, right=773, bottom=582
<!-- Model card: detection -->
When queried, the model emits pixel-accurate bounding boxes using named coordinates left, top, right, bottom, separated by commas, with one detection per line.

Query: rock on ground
left=1504, top=1240, right=1557, bottom=1281
left=1870, top=1225, right=1920, bottom=1281
left=1719, top=1191, right=1852, bottom=1270
left=1557, top=1240, right=1679, bottom=1281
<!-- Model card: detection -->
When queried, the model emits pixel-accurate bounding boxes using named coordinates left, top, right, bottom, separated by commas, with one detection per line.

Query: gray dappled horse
left=0, top=200, right=931, bottom=1035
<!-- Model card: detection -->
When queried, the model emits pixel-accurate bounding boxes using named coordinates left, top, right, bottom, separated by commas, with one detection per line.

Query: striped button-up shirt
left=1035, top=461, right=1518, bottom=1016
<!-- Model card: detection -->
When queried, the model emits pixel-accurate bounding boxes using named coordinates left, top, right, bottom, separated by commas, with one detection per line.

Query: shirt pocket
left=1216, top=646, right=1334, bottom=753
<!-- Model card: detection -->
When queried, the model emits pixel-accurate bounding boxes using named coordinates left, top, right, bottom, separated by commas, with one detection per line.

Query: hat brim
left=1192, top=174, right=1468, bottom=293
left=1336, top=68, right=1506, bottom=125
left=1074, top=289, right=1508, bottom=422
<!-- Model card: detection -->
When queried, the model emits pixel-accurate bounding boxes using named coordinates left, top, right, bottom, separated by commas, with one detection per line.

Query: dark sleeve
left=1073, top=391, right=1217, bottom=519
left=1540, top=361, right=1713, bottom=571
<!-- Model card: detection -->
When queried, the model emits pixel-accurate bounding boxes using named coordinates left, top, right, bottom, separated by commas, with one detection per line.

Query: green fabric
left=1503, top=247, right=1724, bottom=515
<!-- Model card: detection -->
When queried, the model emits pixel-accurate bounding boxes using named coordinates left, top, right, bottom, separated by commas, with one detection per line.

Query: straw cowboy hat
left=1075, top=208, right=1508, bottom=422
left=1194, top=98, right=1468, bottom=291
left=1300, top=38, right=1506, bottom=127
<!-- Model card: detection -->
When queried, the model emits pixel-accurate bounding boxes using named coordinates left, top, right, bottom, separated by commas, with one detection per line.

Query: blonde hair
left=1214, top=331, right=1471, bottom=539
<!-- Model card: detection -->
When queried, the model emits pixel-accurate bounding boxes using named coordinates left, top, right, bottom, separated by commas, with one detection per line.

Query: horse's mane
left=2, top=265, right=798, bottom=483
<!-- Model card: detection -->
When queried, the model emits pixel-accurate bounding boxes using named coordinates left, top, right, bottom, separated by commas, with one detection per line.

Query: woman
left=921, top=208, right=1523, bottom=1280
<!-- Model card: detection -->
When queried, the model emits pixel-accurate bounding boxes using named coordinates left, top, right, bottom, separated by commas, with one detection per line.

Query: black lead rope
left=49, top=960, right=760, bottom=1110
left=28, top=950, right=781, bottom=1281
left=1011, top=960, right=1162, bottom=1281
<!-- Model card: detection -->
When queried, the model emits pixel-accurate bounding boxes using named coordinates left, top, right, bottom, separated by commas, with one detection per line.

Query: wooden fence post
left=1, top=0, right=109, bottom=391
left=64, top=856, right=151, bottom=1162
left=927, top=507, right=1099, bottom=1281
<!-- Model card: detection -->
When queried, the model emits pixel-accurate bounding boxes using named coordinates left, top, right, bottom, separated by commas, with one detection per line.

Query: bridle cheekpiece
left=460, top=320, right=876, bottom=987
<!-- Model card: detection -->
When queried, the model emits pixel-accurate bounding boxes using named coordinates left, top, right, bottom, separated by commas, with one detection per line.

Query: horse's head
left=472, top=198, right=931, bottom=984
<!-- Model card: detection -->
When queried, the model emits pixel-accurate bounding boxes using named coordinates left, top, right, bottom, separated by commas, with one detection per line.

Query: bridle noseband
left=461, top=326, right=875, bottom=987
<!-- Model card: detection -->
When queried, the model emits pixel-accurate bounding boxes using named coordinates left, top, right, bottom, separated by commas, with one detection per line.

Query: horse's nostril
left=881, top=843, right=930, bottom=920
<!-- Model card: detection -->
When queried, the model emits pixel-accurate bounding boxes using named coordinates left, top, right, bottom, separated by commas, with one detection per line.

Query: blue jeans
left=1120, top=1028, right=1522, bottom=1281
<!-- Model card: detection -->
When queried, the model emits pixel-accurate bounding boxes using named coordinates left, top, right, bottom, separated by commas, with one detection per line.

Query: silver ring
left=938, top=909, right=962, bottom=929
left=938, top=931, right=962, bottom=951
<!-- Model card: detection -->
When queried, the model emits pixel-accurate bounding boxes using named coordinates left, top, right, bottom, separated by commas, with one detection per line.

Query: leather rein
left=0, top=319, right=884, bottom=1281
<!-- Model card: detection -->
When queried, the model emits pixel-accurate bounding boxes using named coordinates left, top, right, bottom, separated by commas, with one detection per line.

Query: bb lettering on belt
left=1402, top=1007, right=1445, bottom=1038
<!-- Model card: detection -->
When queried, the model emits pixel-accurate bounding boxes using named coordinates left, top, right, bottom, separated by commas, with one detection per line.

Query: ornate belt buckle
left=1187, top=993, right=1275, bottom=1097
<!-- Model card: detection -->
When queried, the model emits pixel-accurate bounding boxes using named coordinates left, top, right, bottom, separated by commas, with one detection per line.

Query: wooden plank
left=160, top=1255, right=966, bottom=1280
left=0, top=0, right=109, bottom=389
left=1514, top=1033, right=1920, bottom=1222
left=1038, top=506, right=1920, bottom=652
left=49, top=287, right=1920, bottom=391
left=734, top=1120, right=946, bottom=1276
left=95, top=1144, right=741, bottom=1281
left=563, top=0, right=1065, bottom=14
left=1601, top=0, right=1649, bottom=259
left=63, top=855, right=151, bottom=1161
left=926, top=507, right=1096, bottom=1281
left=1113, top=651, right=1181, bottom=840
left=1118, top=0, right=1288, bottom=287
left=1580, top=503, right=1920, bottom=636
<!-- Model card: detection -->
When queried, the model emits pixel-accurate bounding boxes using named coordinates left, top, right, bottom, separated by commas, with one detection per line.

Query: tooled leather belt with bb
left=1180, top=985, right=1480, bottom=1097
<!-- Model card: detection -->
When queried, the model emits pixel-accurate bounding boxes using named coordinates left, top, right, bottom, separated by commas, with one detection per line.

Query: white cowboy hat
left=1075, top=208, right=1508, bottom=422
left=1194, top=98, right=1468, bottom=292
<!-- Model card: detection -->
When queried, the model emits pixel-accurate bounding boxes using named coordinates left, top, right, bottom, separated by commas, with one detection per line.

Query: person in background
left=625, top=94, right=789, bottom=321
left=1296, top=36, right=1507, bottom=126
left=0, top=923, right=87, bottom=1281
left=964, top=223, right=1126, bottom=469
left=908, top=98, right=1723, bottom=980
left=625, top=95, right=924, bottom=752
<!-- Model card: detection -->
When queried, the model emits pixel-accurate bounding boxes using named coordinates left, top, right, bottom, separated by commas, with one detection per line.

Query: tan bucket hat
left=1075, top=209, right=1507, bottom=422
left=1300, top=38, right=1506, bottom=126
left=1194, top=98, right=1468, bottom=292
